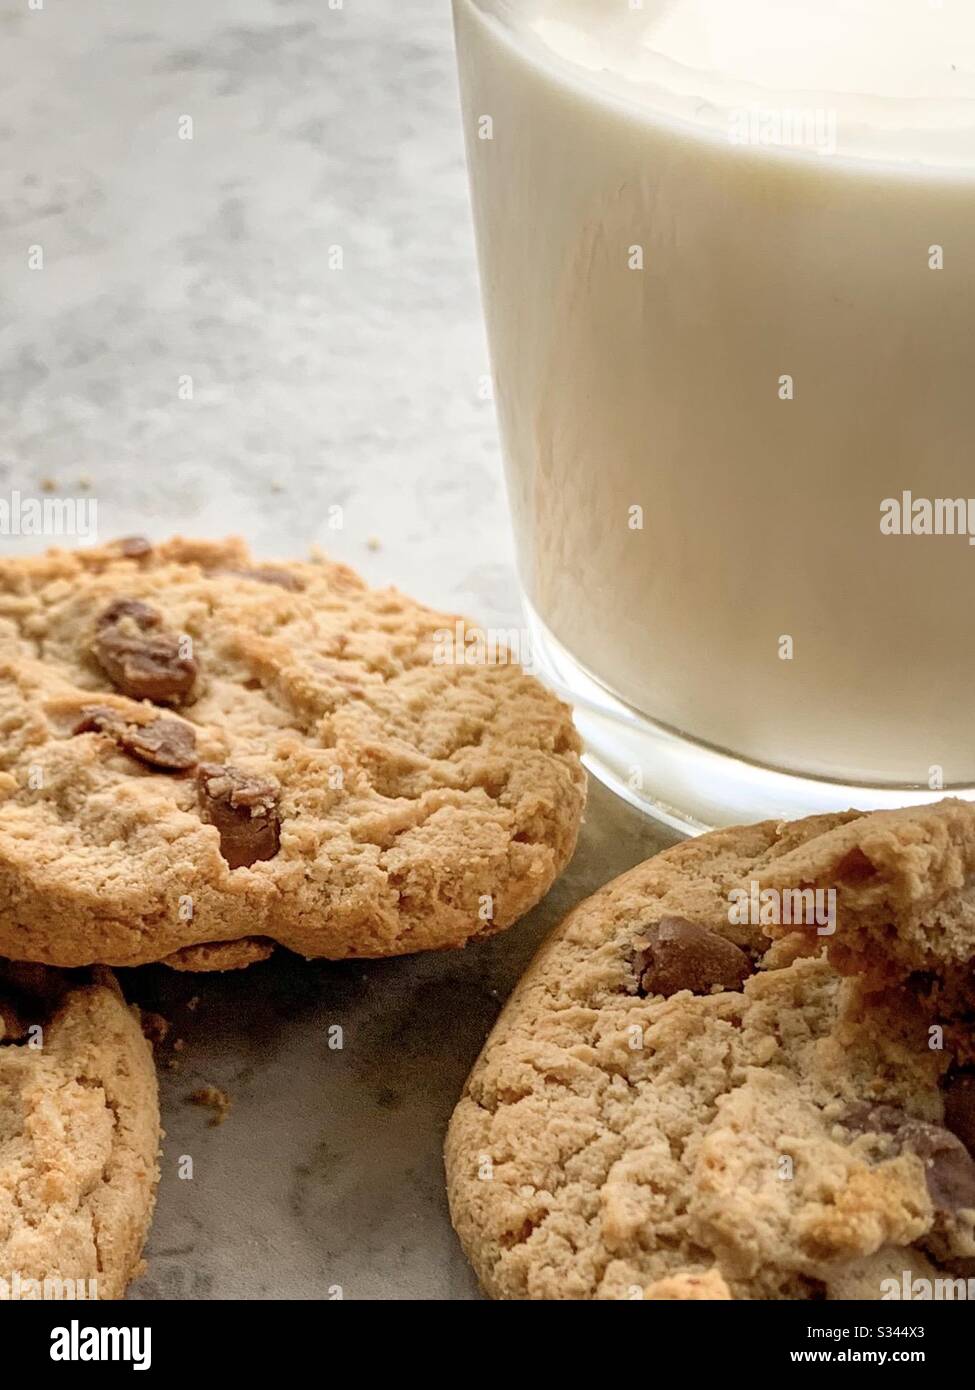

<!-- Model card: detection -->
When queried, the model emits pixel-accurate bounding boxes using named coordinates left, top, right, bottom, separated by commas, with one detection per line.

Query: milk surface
left=455, top=0, right=975, bottom=785
left=533, top=0, right=975, bottom=129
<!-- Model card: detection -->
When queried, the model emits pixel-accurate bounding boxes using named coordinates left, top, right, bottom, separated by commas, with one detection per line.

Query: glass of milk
left=453, top=0, right=975, bottom=831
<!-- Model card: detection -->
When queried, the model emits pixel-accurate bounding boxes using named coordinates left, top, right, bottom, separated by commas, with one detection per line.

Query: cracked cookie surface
left=445, top=802, right=975, bottom=1300
left=0, top=961, right=159, bottom=1299
left=0, top=537, right=585, bottom=968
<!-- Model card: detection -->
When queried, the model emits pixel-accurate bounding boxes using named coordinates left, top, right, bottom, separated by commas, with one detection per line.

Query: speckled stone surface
left=0, top=0, right=678, bottom=1299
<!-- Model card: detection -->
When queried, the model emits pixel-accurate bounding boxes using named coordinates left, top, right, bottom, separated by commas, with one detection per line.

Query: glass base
left=524, top=602, right=973, bottom=835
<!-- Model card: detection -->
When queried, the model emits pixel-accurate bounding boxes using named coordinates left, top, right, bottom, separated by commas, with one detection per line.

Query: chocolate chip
left=842, top=1103, right=975, bottom=1216
left=116, top=536, right=153, bottom=559
left=230, top=566, right=303, bottom=591
left=97, top=598, right=160, bottom=630
left=634, top=916, right=753, bottom=998
left=943, top=1073, right=975, bottom=1156
left=92, top=598, right=197, bottom=705
left=75, top=705, right=197, bottom=771
left=197, top=762, right=280, bottom=869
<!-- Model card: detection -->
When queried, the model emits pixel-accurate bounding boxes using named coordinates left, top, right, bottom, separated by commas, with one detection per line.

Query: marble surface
left=0, top=0, right=679, bottom=1300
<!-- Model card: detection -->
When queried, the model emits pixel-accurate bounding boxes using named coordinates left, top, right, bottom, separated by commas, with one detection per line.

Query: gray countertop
left=0, top=0, right=677, bottom=1300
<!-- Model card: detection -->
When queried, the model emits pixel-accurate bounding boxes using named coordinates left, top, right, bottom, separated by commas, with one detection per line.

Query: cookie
left=445, top=802, right=975, bottom=1300
left=0, top=537, right=585, bottom=968
left=0, top=961, right=160, bottom=1299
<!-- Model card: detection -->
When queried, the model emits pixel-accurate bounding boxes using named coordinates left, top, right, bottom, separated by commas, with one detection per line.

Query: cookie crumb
left=189, top=1084, right=231, bottom=1126
left=141, top=1011, right=170, bottom=1046
left=40, top=477, right=57, bottom=493
left=186, top=996, right=200, bottom=1012
left=366, top=535, right=382, bottom=552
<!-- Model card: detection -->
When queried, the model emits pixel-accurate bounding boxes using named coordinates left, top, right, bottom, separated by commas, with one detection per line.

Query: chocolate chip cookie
left=445, top=802, right=975, bottom=1299
left=0, top=961, right=159, bottom=1299
left=0, top=537, right=585, bottom=968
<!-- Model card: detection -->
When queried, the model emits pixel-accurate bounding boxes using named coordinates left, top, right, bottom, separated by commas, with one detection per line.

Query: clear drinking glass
left=453, top=0, right=975, bottom=831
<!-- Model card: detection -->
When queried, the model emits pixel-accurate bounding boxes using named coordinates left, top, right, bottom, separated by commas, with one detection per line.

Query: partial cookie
left=758, top=799, right=975, bottom=985
left=0, top=961, right=160, bottom=1299
left=445, top=804, right=975, bottom=1300
left=0, top=537, right=585, bottom=968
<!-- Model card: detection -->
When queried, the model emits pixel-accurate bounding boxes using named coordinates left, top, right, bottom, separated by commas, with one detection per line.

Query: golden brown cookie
left=0, top=961, right=160, bottom=1299
left=445, top=803, right=975, bottom=1300
left=0, top=537, right=585, bottom=969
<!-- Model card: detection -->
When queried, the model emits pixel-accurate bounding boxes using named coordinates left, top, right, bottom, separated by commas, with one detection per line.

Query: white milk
left=454, top=0, right=975, bottom=790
